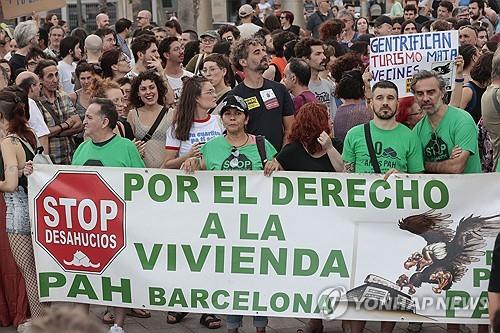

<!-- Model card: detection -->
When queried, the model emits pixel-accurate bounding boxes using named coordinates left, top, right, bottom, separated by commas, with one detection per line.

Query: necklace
left=228, top=133, right=249, bottom=149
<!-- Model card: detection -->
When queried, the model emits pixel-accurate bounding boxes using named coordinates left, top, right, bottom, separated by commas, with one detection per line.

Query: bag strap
left=5, top=134, right=36, bottom=155
left=256, top=135, right=268, bottom=167
left=141, top=106, right=168, bottom=142
left=363, top=123, right=381, bottom=173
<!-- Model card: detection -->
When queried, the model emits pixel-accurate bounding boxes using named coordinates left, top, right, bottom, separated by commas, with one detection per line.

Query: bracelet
left=454, top=78, right=464, bottom=83
left=57, top=124, right=63, bottom=131
left=63, top=121, right=70, bottom=129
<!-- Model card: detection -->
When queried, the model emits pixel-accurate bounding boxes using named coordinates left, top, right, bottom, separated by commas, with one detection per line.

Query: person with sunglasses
left=458, top=24, right=478, bottom=46
left=412, top=69, right=481, bottom=174
left=182, top=94, right=276, bottom=173
left=280, top=11, right=301, bottom=36
left=218, top=25, right=241, bottom=46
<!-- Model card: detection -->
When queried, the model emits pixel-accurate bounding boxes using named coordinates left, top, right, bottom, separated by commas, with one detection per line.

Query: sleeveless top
left=129, top=108, right=171, bottom=168
left=464, top=81, right=486, bottom=124
left=74, top=90, right=87, bottom=120
left=0, top=135, right=35, bottom=193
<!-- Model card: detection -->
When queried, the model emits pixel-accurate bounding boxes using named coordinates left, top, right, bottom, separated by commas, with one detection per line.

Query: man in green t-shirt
left=71, top=98, right=144, bottom=333
left=411, top=70, right=481, bottom=174
left=342, top=80, right=423, bottom=333
left=72, top=99, right=145, bottom=168
left=343, top=80, right=424, bottom=175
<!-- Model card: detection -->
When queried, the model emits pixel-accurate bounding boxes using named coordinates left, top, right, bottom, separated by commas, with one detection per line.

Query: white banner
left=29, top=165, right=498, bottom=324
left=370, top=31, right=459, bottom=97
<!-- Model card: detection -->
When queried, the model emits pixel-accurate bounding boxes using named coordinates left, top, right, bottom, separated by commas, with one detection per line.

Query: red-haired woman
left=265, top=102, right=343, bottom=174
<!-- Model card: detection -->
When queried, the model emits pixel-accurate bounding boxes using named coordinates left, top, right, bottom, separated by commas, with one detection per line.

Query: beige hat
left=239, top=4, right=254, bottom=18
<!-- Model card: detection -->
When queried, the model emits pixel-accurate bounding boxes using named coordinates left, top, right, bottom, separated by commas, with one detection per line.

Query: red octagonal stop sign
left=34, top=171, right=126, bottom=274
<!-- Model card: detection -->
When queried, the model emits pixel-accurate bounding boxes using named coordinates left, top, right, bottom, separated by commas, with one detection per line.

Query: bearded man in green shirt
left=411, top=70, right=481, bottom=174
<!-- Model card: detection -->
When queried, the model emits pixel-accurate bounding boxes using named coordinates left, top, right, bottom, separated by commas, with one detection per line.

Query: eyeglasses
left=201, top=38, right=216, bottom=44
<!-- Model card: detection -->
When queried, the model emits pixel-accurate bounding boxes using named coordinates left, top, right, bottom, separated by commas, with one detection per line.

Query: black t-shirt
left=415, top=15, right=430, bottom=25
left=283, top=25, right=301, bottom=36
left=489, top=233, right=500, bottom=292
left=276, top=138, right=343, bottom=172
left=9, top=53, right=26, bottom=75
left=232, top=79, right=294, bottom=151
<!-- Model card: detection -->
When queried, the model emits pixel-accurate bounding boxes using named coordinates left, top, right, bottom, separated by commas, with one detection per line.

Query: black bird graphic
left=432, top=63, right=452, bottom=75
left=395, top=210, right=500, bottom=294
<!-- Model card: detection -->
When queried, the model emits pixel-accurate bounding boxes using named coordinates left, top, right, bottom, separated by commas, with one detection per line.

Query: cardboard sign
left=370, top=31, right=459, bottom=97
left=1, top=0, right=66, bottom=19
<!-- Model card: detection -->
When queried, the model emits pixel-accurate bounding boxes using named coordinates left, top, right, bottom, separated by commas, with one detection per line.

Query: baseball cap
left=239, top=4, right=254, bottom=18
left=220, top=95, right=248, bottom=115
left=373, top=15, right=393, bottom=27
left=200, top=30, right=218, bottom=39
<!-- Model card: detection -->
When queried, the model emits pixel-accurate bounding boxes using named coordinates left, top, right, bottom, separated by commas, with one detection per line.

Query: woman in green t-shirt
left=182, top=94, right=276, bottom=172
left=181, top=94, right=274, bottom=332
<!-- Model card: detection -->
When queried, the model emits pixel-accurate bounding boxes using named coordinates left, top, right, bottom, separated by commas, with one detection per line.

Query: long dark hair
left=0, top=87, right=36, bottom=148
left=173, top=76, right=209, bottom=141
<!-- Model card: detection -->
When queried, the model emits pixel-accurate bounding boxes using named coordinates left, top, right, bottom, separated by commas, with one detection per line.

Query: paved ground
left=1, top=305, right=480, bottom=333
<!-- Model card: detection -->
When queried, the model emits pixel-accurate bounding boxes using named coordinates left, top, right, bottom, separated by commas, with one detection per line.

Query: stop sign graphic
left=34, top=171, right=126, bottom=274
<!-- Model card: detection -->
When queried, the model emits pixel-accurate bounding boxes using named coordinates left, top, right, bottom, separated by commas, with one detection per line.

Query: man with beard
left=342, top=80, right=423, bottom=333
left=159, top=36, right=193, bottom=103
left=343, top=80, right=423, bottom=175
left=57, top=36, right=81, bottom=93
left=469, top=0, right=494, bottom=38
left=231, top=38, right=294, bottom=151
left=412, top=70, right=481, bottom=174
left=295, top=38, right=336, bottom=116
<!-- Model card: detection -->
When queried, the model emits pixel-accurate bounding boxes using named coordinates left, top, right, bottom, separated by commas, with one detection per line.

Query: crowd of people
left=0, top=0, right=499, bottom=332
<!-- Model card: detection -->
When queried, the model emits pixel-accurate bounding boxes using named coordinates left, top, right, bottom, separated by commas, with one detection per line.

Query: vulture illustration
left=396, top=210, right=500, bottom=294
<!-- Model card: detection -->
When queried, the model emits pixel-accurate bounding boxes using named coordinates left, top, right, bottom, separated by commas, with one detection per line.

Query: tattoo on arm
left=344, top=162, right=355, bottom=173
left=9, top=137, right=18, bottom=145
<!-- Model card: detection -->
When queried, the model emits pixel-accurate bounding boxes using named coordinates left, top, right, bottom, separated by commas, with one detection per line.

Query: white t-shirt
left=237, top=23, right=262, bottom=39
left=57, top=60, right=76, bottom=93
left=165, top=114, right=223, bottom=157
left=166, top=69, right=194, bottom=102
left=28, top=98, right=50, bottom=138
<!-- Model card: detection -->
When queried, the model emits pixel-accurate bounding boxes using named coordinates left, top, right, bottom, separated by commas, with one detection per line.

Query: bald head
left=85, top=34, right=103, bottom=53
left=96, top=13, right=110, bottom=29
left=15, top=71, right=40, bottom=99
left=137, top=10, right=152, bottom=28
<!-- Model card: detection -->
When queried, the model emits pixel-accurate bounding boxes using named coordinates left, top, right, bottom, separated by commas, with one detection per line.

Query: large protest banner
left=29, top=165, right=497, bottom=324
left=0, top=0, right=66, bottom=19
left=370, top=30, right=459, bottom=97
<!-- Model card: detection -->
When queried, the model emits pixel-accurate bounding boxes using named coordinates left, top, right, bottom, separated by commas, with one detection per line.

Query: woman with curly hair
left=265, top=102, right=343, bottom=174
left=127, top=70, right=170, bottom=168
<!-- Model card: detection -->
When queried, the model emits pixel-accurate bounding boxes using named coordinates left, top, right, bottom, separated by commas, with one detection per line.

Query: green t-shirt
left=201, top=135, right=277, bottom=171
left=72, top=135, right=145, bottom=168
left=413, top=106, right=481, bottom=174
left=342, top=121, right=424, bottom=174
